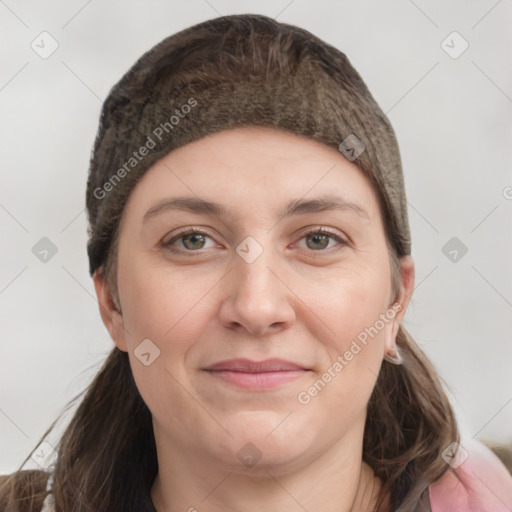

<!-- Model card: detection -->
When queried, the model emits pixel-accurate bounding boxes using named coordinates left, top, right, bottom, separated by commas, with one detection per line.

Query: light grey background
left=1, top=0, right=511, bottom=473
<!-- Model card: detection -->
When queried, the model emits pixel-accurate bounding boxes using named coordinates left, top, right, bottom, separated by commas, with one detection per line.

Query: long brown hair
left=1, top=14, right=459, bottom=512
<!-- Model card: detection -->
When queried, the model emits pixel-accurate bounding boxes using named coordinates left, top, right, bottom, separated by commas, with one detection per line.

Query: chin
left=213, top=410, right=319, bottom=471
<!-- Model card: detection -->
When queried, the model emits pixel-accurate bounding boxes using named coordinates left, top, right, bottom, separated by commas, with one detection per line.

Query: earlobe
left=92, top=270, right=128, bottom=352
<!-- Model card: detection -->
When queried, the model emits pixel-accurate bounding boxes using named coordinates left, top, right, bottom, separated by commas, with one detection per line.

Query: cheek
left=118, top=259, right=216, bottom=350
left=118, top=264, right=220, bottom=437
left=314, top=262, right=392, bottom=348
left=302, top=263, right=392, bottom=401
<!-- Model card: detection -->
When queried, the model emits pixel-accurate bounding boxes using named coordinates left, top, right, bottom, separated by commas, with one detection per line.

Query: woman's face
left=95, top=126, right=414, bottom=473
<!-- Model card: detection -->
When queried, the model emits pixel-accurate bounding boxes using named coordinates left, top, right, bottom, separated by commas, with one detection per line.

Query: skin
left=94, top=126, right=415, bottom=512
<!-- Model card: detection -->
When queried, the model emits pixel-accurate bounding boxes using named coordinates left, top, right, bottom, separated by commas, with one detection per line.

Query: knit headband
left=86, top=14, right=411, bottom=276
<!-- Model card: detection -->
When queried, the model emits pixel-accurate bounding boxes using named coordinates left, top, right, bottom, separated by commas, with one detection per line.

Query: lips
left=205, top=358, right=306, bottom=372
left=204, top=358, right=308, bottom=390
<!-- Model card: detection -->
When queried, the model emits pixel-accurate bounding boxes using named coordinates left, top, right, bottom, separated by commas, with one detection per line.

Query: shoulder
left=428, top=438, right=512, bottom=511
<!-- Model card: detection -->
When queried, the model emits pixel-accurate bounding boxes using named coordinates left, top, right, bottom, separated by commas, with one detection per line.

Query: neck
left=150, top=420, right=388, bottom=512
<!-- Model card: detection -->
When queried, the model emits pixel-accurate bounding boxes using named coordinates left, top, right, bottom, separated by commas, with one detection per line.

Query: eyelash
left=162, top=226, right=348, bottom=257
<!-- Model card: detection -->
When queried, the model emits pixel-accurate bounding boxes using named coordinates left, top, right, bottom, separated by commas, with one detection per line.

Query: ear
left=93, top=269, right=128, bottom=352
left=384, top=255, right=415, bottom=354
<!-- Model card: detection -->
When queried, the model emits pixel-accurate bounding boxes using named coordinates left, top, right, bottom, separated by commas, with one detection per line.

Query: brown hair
left=1, top=14, right=459, bottom=512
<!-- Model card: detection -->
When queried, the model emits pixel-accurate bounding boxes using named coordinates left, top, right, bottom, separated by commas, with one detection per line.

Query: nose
left=218, top=246, right=296, bottom=337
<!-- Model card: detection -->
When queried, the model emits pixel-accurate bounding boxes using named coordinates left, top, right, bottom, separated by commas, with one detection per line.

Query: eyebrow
left=143, top=195, right=370, bottom=223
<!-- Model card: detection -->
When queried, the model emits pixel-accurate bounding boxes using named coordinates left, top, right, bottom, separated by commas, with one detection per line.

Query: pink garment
left=429, top=438, right=512, bottom=511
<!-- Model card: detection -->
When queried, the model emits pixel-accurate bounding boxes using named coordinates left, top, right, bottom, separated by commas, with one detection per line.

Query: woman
left=1, top=14, right=511, bottom=512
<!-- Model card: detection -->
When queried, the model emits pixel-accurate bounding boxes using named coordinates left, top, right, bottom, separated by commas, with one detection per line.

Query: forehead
left=120, top=126, right=383, bottom=226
